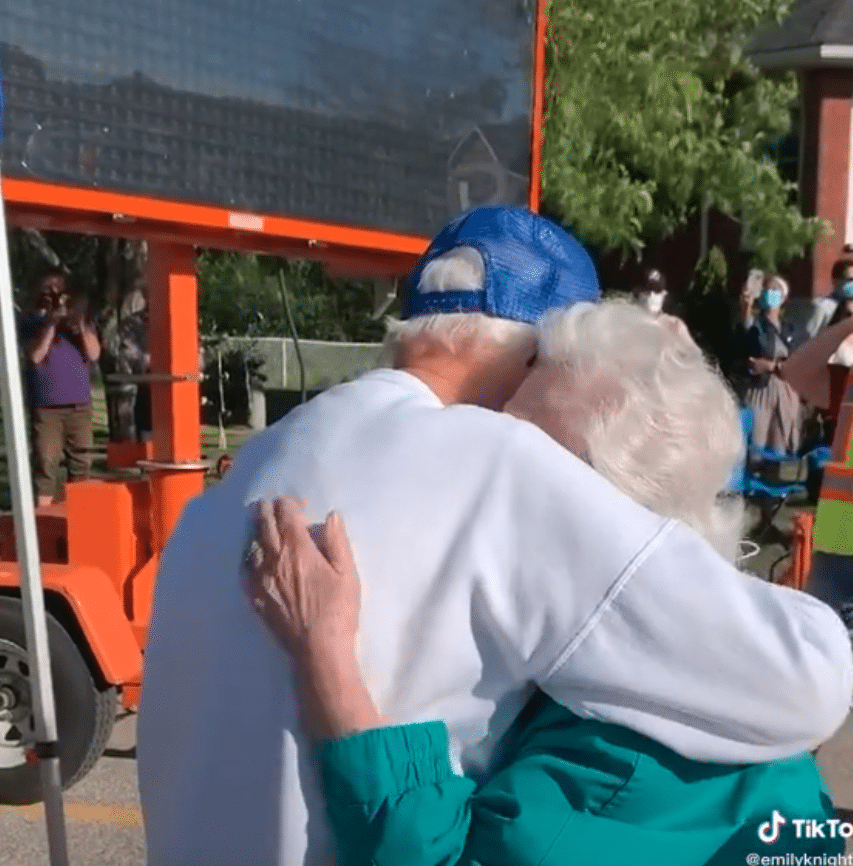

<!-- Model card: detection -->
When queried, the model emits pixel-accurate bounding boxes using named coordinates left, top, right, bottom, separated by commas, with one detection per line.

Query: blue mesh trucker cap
left=402, top=206, right=600, bottom=324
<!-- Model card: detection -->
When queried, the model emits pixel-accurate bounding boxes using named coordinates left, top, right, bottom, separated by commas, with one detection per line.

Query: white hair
left=521, top=300, right=746, bottom=562
left=384, top=246, right=536, bottom=360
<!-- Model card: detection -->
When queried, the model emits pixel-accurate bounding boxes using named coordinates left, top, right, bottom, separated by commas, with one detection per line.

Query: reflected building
left=0, top=0, right=537, bottom=238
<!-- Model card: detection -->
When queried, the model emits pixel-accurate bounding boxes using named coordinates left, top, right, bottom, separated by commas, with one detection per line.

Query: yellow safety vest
left=815, top=367, right=853, bottom=555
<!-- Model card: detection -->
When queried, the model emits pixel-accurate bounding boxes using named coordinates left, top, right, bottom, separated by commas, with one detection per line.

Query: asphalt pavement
left=0, top=711, right=144, bottom=866
left=4, top=708, right=853, bottom=864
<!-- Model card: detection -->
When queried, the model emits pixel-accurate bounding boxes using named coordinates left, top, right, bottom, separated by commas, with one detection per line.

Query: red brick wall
left=597, top=209, right=750, bottom=300
left=789, top=68, right=853, bottom=297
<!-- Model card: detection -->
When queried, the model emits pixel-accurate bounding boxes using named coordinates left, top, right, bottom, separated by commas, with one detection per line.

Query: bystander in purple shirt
left=19, top=309, right=93, bottom=407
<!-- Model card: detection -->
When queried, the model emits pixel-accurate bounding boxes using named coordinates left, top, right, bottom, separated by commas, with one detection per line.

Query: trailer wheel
left=0, top=597, right=116, bottom=805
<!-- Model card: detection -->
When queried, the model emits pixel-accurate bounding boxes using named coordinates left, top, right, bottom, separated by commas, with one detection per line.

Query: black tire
left=0, top=597, right=116, bottom=805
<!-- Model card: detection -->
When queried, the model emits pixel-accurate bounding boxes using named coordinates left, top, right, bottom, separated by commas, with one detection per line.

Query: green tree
left=542, top=0, right=827, bottom=268
left=197, top=251, right=385, bottom=343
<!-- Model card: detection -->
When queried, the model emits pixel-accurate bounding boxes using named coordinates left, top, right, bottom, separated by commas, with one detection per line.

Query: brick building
left=602, top=1, right=853, bottom=305
left=751, top=0, right=853, bottom=298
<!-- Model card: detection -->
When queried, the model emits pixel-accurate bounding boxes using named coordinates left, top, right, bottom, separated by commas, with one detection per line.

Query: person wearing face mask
left=741, top=275, right=808, bottom=461
left=633, top=268, right=668, bottom=315
left=632, top=268, right=692, bottom=340
left=805, top=250, right=853, bottom=337
left=825, top=269, right=853, bottom=366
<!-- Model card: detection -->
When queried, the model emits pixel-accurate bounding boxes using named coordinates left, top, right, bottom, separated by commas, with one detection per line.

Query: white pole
left=0, top=175, right=70, bottom=865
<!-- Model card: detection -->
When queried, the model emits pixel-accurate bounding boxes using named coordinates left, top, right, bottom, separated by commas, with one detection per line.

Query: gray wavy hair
left=508, top=300, right=745, bottom=562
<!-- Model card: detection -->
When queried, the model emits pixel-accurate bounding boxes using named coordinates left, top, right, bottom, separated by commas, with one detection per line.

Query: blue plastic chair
left=730, top=407, right=808, bottom=540
left=805, top=445, right=833, bottom=503
left=728, top=407, right=754, bottom=495
left=807, top=446, right=833, bottom=469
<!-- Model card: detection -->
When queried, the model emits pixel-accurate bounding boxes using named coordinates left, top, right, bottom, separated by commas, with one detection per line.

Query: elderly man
left=138, top=206, right=852, bottom=866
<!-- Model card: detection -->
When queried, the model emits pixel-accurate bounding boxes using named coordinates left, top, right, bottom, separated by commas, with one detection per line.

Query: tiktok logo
left=758, top=811, right=787, bottom=844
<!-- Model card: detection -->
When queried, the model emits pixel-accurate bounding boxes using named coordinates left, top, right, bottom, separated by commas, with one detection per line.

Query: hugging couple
left=138, top=207, right=853, bottom=866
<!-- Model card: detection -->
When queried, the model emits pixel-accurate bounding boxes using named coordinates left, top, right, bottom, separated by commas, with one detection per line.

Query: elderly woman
left=740, top=275, right=808, bottom=457
left=248, top=301, right=840, bottom=866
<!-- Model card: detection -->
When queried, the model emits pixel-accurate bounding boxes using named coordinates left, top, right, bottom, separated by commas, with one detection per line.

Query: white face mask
left=641, top=291, right=666, bottom=314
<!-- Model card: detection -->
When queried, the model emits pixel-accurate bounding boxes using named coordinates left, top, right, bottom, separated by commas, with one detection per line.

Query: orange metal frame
left=4, top=179, right=426, bottom=278
left=0, top=242, right=207, bottom=698
left=3, top=0, right=548, bottom=270
left=0, top=2, right=550, bottom=704
left=528, top=0, right=549, bottom=214
left=779, top=365, right=853, bottom=590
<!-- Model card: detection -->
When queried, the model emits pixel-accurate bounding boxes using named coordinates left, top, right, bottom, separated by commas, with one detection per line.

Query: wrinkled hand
left=246, top=498, right=361, bottom=661
left=749, top=357, right=777, bottom=375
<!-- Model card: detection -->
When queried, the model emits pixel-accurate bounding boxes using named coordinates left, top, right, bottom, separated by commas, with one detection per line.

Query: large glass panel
left=1, top=0, right=536, bottom=237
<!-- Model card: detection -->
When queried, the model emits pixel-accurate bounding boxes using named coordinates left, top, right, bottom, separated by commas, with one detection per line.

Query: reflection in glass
left=1, top=0, right=535, bottom=236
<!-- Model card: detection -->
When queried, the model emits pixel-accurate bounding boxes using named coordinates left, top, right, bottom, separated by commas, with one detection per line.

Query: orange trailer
left=776, top=364, right=851, bottom=591
left=0, top=0, right=549, bottom=803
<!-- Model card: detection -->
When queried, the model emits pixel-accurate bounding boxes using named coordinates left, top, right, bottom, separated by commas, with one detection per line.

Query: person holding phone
left=19, top=268, right=100, bottom=506
left=739, top=275, right=808, bottom=458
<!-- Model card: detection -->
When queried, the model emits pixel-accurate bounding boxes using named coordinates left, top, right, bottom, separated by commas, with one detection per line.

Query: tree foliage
left=542, top=0, right=826, bottom=268
left=197, top=251, right=386, bottom=342
left=6, top=0, right=829, bottom=346
left=8, top=230, right=151, bottom=438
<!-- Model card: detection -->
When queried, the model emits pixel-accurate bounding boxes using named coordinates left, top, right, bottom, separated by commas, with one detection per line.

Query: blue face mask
left=838, top=280, right=853, bottom=300
left=759, top=288, right=783, bottom=309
